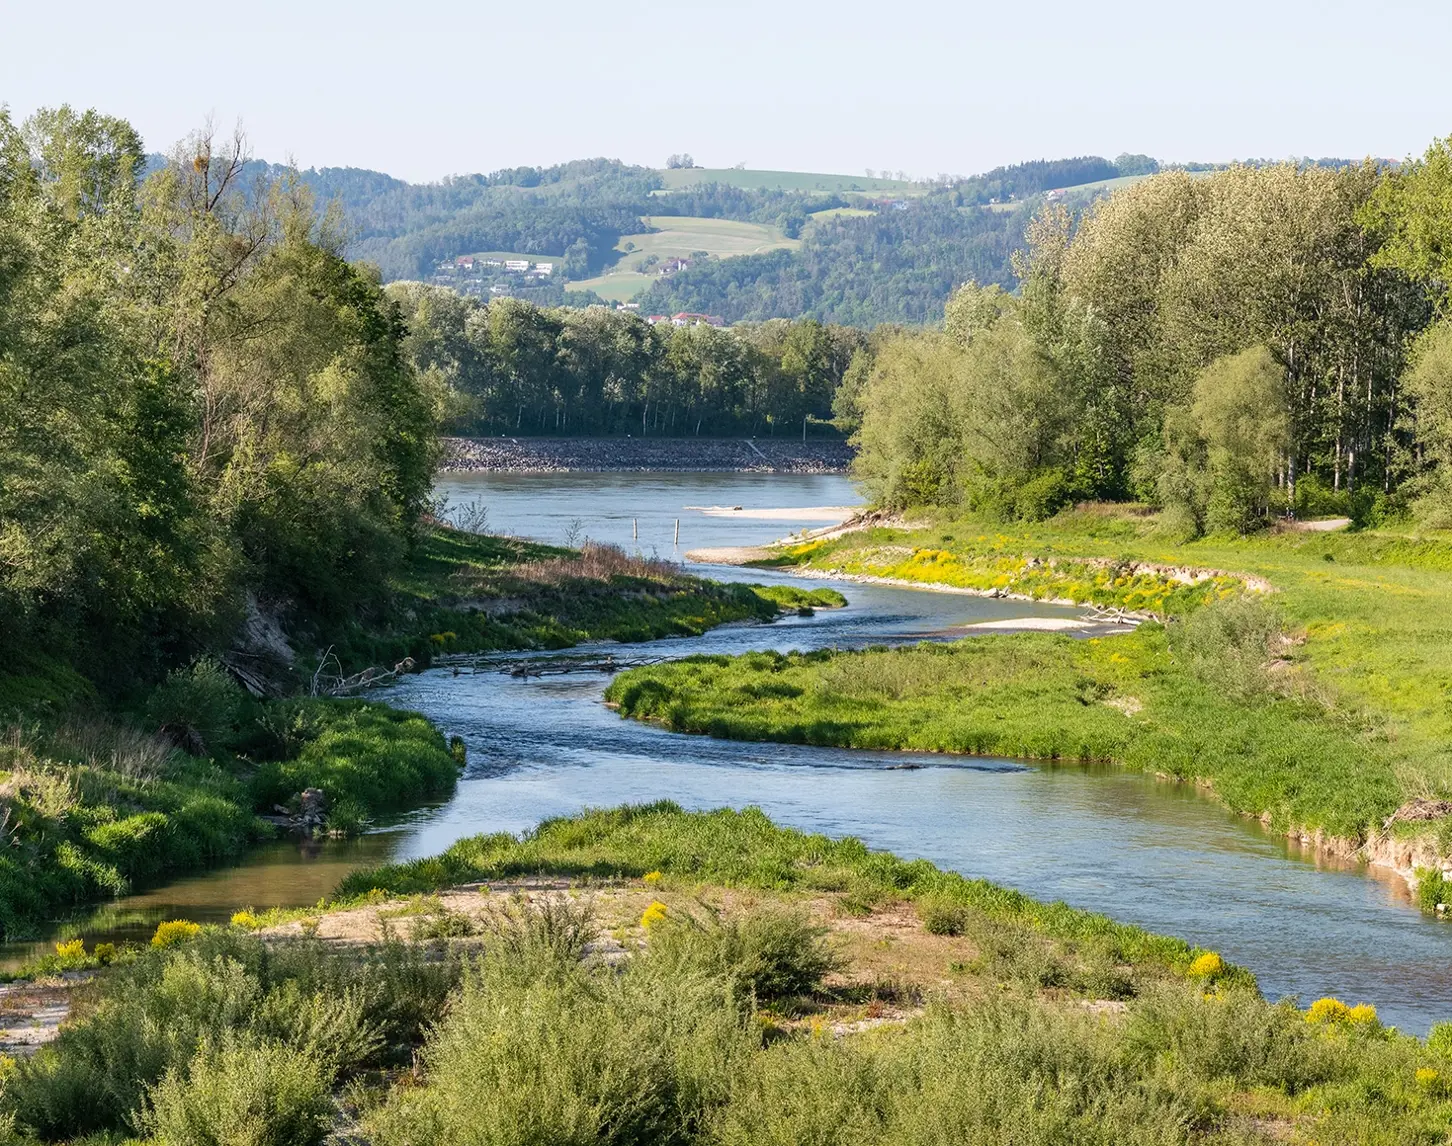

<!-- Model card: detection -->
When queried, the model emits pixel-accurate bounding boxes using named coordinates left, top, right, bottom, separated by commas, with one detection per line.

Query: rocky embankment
left=439, top=436, right=854, bottom=474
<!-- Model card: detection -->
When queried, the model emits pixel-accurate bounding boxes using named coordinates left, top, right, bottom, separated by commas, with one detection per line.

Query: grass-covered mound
left=10, top=807, right=1452, bottom=1146
left=604, top=614, right=1397, bottom=839
left=322, top=526, right=844, bottom=673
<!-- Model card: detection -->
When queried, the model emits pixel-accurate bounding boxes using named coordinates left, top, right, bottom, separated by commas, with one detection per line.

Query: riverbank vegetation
left=839, top=138, right=1452, bottom=534
left=9, top=806, right=1452, bottom=1145
left=613, top=506, right=1452, bottom=847
left=602, top=132, right=1452, bottom=872
left=0, top=683, right=461, bottom=940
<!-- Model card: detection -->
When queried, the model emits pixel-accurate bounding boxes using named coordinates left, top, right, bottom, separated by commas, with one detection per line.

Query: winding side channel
left=12, top=472, right=1452, bottom=1034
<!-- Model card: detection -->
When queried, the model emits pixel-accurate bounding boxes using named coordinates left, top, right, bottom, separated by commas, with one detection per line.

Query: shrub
left=1187, top=951, right=1224, bottom=979
left=1428, top=1022, right=1452, bottom=1057
left=919, top=898, right=969, bottom=936
left=648, top=907, right=838, bottom=1005
left=144, top=659, right=245, bottom=757
left=1167, top=592, right=1284, bottom=699
left=366, top=939, right=749, bottom=1146
left=1307, top=996, right=1352, bottom=1024
left=1417, top=867, right=1448, bottom=914
left=139, top=1038, right=334, bottom=1146
left=3, top=933, right=453, bottom=1140
left=152, top=920, right=202, bottom=948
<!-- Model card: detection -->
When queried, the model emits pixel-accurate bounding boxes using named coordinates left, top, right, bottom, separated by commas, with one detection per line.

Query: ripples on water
left=11, top=472, right=1452, bottom=1035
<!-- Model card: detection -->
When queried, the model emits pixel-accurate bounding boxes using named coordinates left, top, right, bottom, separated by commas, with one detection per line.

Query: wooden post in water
left=633, top=518, right=638, bottom=540
left=674, top=519, right=680, bottom=546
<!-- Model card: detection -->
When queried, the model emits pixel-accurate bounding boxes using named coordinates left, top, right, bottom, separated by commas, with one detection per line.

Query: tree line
left=841, top=142, right=1452, bottom=532
left=388, top=285, right=871, bottom=437
left=1, top=107, right=440, bottom=684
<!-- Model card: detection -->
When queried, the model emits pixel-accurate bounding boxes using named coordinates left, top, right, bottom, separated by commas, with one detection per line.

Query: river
left=11, top=471, right=1452, bottom=1035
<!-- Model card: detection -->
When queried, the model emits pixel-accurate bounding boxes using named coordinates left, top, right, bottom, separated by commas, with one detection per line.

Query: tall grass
left=323, top=525, right=828, bottom=670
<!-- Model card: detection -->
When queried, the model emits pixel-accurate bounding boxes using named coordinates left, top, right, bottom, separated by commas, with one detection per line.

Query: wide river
left=12, top=471, right=1452, bottom=1034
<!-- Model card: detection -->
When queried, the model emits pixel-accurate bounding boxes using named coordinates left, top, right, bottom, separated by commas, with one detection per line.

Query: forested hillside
left=211, top=153, right=1249, bottom=324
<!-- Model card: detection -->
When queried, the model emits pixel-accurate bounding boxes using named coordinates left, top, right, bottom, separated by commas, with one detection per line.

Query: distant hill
left=153, top=151, right=1358, bottom=326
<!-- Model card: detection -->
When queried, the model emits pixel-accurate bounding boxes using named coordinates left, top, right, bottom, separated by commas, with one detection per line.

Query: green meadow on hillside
left=570, top=216, right=799, bottom=300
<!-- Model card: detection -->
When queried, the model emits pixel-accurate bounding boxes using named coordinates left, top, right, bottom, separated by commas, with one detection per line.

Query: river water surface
left=12, top=471, right=1452, bottom=1034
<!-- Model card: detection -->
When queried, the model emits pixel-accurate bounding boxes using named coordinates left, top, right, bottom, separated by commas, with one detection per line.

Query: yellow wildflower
left=640, top=901, right=668, bottom=930
left=1188, top=952, right=1224, bottom=979
left=1347, top=1003, right=1379, bottom=1026
left=151, top=920, right=201, bottom=949
left=1306, top=997, right=1351, bottom=1024
left=1417, top=1067, right=1439, bottom=1088
left=53, top=938, right=85, bottom=960
left=642, top=871, right=663, bottom=885
left=231, top=910, right=260, bottom=929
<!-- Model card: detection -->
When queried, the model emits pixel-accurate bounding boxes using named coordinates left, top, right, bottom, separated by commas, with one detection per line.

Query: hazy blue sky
left=8, top=0, right=1452, bottom=182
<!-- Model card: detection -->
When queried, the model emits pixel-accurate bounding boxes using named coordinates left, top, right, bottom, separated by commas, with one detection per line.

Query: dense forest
left=390, top=285, right=872, bottom=436
left=3, top=109, right=441, bottom=685
left=840, top=142, right=1452, bottom=533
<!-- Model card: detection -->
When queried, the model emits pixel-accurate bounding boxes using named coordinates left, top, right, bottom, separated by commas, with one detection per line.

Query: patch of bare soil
left=0, top=978, right=79, bottom=1057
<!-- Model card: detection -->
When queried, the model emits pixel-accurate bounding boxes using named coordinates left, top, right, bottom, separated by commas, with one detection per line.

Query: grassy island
left=609, top=508, right=1452, bottom=862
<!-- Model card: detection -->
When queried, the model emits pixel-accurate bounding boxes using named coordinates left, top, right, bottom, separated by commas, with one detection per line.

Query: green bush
left=648, top=907, right=838, bottom=1006
left=2, top=932, right=455, bottom=1140
left=368, top=932, right=750, bottom=1146
left=138, top=1038, right=334, bottom=1146
left=919, top=898, right=969, bottom=936
left=144, top=659, right=245, bottom=757
left=246, top=701, right=459, bottom=816
left=1167, top=591, right=1285, bottom=699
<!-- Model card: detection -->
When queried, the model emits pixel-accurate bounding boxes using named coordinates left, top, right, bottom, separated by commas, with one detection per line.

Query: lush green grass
left=654, top=168, right=923, bottom=194
left=0, top=698, right=459, bottom=942
left=565, top=270, right=655, bottom=301
left=776, top=510, right=1452, bottom=810
left=246, top=700, right=461, bottom=823
left=620, top=216, right=800, bottom=260
left=0, top=722, right=262, bottom=942
left=694, top=508, right=1452, bottom=846
left=606, top=628, right=1396, bottom=839
left=573, top=216, right=801, bottom=300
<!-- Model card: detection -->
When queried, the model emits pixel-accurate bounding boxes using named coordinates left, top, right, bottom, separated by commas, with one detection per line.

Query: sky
left=7, top=0, right=1452, bottom=183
